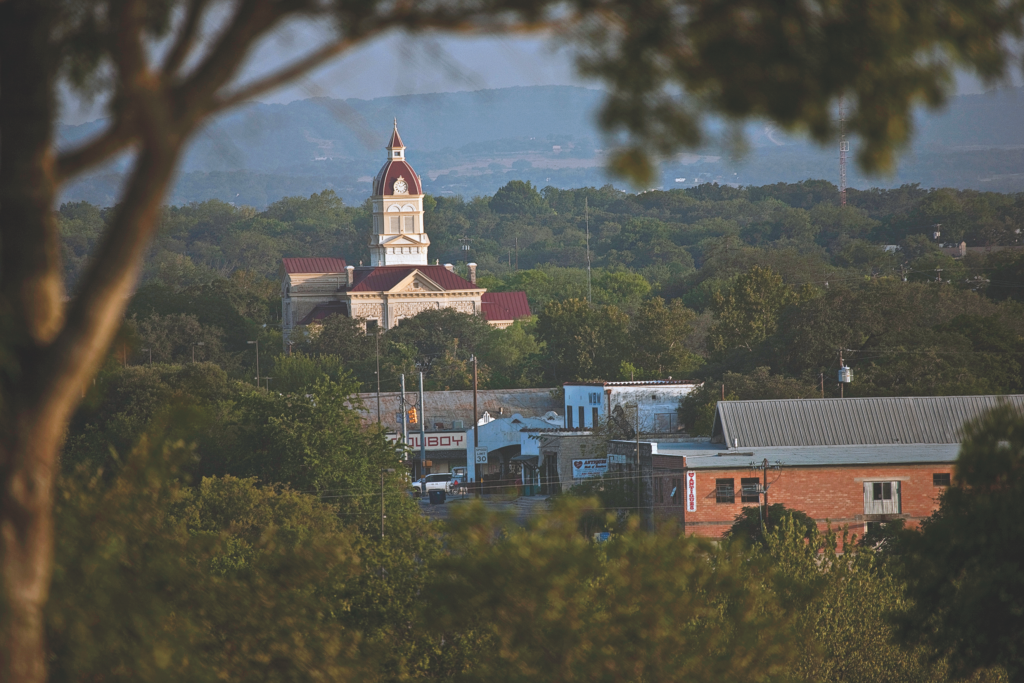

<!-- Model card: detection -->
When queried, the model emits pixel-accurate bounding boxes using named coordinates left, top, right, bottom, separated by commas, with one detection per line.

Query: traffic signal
left=407, top=407, right=418, bottom=424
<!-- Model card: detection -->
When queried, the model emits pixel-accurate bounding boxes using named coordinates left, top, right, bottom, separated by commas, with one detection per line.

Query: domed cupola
left=373, top=120, right=423, bottom=196
left=369, top=120, right=429, bottom=266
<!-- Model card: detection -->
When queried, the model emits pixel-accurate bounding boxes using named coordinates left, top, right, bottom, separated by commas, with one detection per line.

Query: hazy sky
left=58, top=21, right=1012, bottom=125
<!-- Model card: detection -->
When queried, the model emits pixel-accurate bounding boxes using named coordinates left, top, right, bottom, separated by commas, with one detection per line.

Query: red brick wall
left=652, top=463, right=954, bottom=539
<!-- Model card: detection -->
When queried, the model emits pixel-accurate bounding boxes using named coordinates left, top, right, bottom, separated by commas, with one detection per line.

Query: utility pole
left=585, top=196, right=592, bottom=304
left=380, top=468, right=395, bottom=539
left=839, top=349, right=844, bottom=399
left=143, top=348, right=151, bottom=364
left=400, top=374, right=407, bottom=445
left=472, top=356, right=479, bottom=450
left=635, top=403, right=641, bottom=519
left=515, top=236, right=519, bottom=271
left=820, top=372, right=824, bottom=399
left=419, top=371, right=426, bottom=473
left=192, top=341, right=204, bottom=363
left=375, top=331, right=382, bottom=424
left=247, top=339, right=260, bottom=387
left=762, top=458, right=770, bottom=527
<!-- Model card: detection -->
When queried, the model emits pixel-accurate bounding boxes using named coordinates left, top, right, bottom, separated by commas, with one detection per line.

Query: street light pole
left=247, top=340, right=260, bottom=386
left=142, top=348, right=152, bottom=364
left=380, top=468, right=395, bottom=539
left=192, top=341, right=204, bottom=363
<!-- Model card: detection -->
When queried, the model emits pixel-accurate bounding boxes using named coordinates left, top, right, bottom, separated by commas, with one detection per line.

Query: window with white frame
left=863, top=481, right=901, bottom=515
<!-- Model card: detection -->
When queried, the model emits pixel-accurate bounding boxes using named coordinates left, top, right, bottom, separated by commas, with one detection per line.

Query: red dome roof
left=373, top=159, right=422, bottom=196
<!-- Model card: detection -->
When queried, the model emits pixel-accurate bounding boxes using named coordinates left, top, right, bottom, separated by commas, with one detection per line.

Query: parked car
left=416, top=473, right=453, bottom=495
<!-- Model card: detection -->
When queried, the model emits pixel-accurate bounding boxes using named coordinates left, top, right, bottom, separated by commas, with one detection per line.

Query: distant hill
left=58, top=85, right=1024, bottom=208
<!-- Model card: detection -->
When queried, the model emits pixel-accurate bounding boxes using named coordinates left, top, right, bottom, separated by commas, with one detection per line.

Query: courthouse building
left=281, top=122, right=529, bottom=343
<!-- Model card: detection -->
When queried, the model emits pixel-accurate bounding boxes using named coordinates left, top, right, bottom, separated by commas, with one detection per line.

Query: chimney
left=345, top=265, right=354, bottom=287
left=468, top=262, right=477, bottom=285
left=444, top=263, right=454, bottom=272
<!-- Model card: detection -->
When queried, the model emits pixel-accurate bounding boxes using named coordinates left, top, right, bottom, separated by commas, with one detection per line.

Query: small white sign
left=572, top=458, right=608, bottom=479
left=474, top=447, right=488, bottom=464
left=686, top=471, right=697, bottom=512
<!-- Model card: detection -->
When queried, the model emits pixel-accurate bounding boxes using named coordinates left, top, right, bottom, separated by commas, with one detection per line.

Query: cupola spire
left=387, top=119, right=405, bottom=150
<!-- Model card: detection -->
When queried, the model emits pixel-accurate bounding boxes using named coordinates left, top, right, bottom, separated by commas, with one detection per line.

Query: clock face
left=393, top=177, right=408, bottom=195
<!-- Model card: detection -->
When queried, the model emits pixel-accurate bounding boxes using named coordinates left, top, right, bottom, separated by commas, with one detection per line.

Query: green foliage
left=900, top=406, right=1024, bottom=678
left=49, top=431, right=365, bottom=682
left=424, top=499, right=801, bottom=682
left=270, top=353, right=349, bottom=394
left=489, top=180, right=550, bottom=215
left=724, top=503, right=817, bottom=548
left=708, top=265, right=794, bottom=356
left=536, top=299, right=630, bottom=382
left=761, top=518, right=948, bottom=683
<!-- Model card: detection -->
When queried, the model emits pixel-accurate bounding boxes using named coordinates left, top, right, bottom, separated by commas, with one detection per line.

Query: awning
left=511, top=453, right=539, bottom=463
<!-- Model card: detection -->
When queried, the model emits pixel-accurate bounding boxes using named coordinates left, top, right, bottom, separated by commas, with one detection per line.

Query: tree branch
left=162, top=0, right=212, bottom=77
left=210, top=35, right=370, bottom=113
left=54, top=115, right=135, bottom=182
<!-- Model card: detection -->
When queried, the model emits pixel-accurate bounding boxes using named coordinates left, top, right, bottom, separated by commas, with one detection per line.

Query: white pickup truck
left=416, top=473, right=453, bottom=495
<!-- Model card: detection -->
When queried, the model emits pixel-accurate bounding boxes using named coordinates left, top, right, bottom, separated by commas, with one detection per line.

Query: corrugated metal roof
left=564, top=379, right=703, bottom=387
left=652, top=443, right=961, bottom=468
left=481, top=291, right=531, bottom=321
left=349, top=265, right=477, bottom=292
left=354, top=388, right=560, bottom=427
left=713, top=395, right=1024, bottom=448
left=282, top=257, right=347, bottom=274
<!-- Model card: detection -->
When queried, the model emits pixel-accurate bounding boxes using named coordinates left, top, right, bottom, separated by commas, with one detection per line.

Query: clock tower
left=369, top=121, right=429, bottom=266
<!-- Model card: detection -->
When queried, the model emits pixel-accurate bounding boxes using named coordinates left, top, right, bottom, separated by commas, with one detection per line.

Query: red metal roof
left=349, top=265, right=478, bottom=292
left=297, top=302, right=349, bottom=325
left=282, top=257, right=347, bottom=274
left=387, top=125, right=405, bottom=149
left=373, top=159, right=422, bottom=196
left=481, top=291, right=531, bottom=321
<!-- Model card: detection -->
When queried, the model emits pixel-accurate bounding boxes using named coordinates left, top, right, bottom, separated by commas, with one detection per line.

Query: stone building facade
left=280, top=123, right=530, bottom=344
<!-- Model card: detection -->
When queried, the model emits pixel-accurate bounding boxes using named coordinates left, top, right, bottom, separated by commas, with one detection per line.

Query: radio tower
left=839, top=97, right=849, bottom=206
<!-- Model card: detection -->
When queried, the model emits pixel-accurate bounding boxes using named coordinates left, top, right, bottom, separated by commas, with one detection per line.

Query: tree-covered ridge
left=60, top=180, right=1024, bottom=402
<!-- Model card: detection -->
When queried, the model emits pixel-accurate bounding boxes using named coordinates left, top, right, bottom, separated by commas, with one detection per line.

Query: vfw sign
left=686, top=471, right=697, bottom=512
left=572, top=458, right=608, bottom=479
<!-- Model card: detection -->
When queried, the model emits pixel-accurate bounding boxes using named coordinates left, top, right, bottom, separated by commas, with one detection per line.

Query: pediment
left=379, top=234, right=423, bottom=246
left=389, top=270, right=445, bottom=293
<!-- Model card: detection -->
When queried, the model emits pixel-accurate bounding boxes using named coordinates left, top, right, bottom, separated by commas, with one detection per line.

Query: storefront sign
left=572, top=458, right=608, bottom=479
left=387, top=432, right=467, bottom=450
left=686, top=471, right=697, bottom=512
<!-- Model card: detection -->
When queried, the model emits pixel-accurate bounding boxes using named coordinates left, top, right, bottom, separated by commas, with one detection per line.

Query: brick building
left=614, top=394, right=1024, bottom=538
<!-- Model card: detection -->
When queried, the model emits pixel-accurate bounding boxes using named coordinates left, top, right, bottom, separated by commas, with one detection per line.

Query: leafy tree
left=225, top=378, right=402, bottom=498
left=297, top=312, right=374, bottom=362
left=7, top=0, right=1024, bottom=673
left=49, top=433, right=366, bottom=682
left=270, top=353, right=349, bottom=394
left=900, top=405, right=1024, bottom=679
left=591, top=268, right=652, bottom=312
left=762, top=518, right=951, bottom=683
left=707, top=265, right=794, bottom=356
left=724, top=503, right=817, bottom=548
left=424, top=500, right=802, bottom=682
left=479, top=319, right=545, bottom=389
left=130, top=312, right=231, bottom=367
left=536, top=299, right=630, bottom=382
left=387, top=307, right=493, bottom=372
left=489, top=180, right=550, bottom=215
left=628, top=297, right=702, bottom=379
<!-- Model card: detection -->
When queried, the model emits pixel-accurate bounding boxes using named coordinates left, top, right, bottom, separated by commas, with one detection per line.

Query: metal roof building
left=712, top=395, right=1024, bottom=448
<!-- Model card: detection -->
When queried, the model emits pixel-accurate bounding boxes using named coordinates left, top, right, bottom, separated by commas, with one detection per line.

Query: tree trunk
left=0, top=4, right=62, bottom=680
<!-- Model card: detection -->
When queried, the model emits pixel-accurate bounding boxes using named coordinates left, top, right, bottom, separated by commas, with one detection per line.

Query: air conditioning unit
left=452, top=420, right=464, bottom=429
